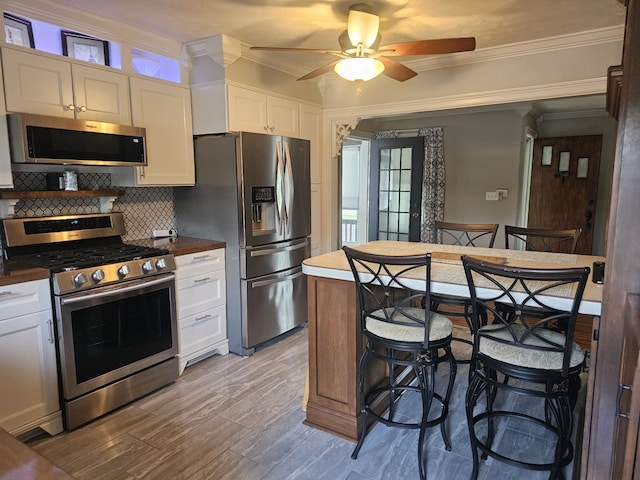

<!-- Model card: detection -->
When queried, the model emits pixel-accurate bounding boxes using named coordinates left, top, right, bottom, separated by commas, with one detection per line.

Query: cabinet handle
left=193, top=277, right=211, bottom=283
left=195, top=314, right=212, bottom=321
left=263, top=125, right=269, bottom=132
left=75, top=105, right=87, bottom=113
left=617, top=383, right=632, bottom=418
left=63, top=104, right=75, bottom=112
left=269, top=126, right=275, bottom=132
left=47, top=319, right=54, bottom=344
left=193, top=254, right=211, bottom=260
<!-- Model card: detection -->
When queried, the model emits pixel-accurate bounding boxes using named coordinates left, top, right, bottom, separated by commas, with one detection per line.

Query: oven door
left=55, top=273, right=178, bottom=400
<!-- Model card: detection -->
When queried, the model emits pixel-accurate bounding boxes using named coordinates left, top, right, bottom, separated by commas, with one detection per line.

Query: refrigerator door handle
left=250, top=269, right=304, bottom=288
left=283, top=141, right=295, bottom=235
left=249, top=241, right=308, bottom=257
left=275, top=140, right=285, bottom=235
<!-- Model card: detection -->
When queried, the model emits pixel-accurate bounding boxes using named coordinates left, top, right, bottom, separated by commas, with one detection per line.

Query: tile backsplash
left=6, top=172, right=176, bottom=241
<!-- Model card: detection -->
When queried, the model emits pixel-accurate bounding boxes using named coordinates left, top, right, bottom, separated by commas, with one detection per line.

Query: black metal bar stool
left=461, top=255, right=590, bottom=479
left=430, top=221, right=499, bottom=363
left=343, top=246, right=457, bottom=480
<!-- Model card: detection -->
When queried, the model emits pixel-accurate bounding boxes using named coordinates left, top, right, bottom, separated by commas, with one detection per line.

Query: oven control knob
left=92, top=269, right=105, bottom=283
left=155, top=258, right=168, bottom=270
left=141, top=260, right=154, bottom=273
left=118, top=264, right=131, bottom=278
left=72, top=273, right=88, bottom=287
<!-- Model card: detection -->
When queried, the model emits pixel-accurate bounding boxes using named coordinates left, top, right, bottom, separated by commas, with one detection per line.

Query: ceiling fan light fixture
left=347, top=8, right=379, bottom=48
left=334, top=57, right=385, bottom=82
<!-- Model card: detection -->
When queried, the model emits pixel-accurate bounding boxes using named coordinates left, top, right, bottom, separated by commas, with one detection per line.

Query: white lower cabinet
left=175, top=248, right=228, bottom=374
left=0, top=279, right=63, bottom=436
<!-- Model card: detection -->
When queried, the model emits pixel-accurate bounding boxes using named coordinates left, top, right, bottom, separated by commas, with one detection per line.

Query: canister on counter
left=63, top=170, right=78, bottom=191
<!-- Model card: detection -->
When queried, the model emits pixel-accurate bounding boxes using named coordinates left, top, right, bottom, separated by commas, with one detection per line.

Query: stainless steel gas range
left=1, top=213, right=179, bottom=430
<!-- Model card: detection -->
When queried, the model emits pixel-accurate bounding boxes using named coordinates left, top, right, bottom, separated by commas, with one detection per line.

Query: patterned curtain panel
left=373, top=128, right=445, bottom=243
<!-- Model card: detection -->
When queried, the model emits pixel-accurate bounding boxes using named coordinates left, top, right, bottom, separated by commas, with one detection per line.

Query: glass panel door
left=368, top=137, right=424, bottom=242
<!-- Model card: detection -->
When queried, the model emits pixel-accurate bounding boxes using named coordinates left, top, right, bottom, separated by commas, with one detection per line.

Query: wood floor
left=28, top=326, right=584, bottom=479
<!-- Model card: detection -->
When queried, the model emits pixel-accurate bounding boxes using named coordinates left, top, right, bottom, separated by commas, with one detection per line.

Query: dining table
left=300, top=240, right=605, bottom=441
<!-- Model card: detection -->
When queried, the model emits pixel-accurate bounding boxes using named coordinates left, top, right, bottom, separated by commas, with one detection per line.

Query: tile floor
left=28, top=326, right=584, bottom=479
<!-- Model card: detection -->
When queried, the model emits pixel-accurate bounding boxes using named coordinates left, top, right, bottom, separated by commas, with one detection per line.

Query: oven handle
left=60, top=274, right=174, bottom=305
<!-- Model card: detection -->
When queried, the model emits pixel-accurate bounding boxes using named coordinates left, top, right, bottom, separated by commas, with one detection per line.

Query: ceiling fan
left=250, top=3, right=476, bottom=86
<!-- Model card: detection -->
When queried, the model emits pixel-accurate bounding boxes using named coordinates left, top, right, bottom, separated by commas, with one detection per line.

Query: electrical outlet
left=485, top=191, right=500, bottom=201
left=151, top=229, right=178, bottom=238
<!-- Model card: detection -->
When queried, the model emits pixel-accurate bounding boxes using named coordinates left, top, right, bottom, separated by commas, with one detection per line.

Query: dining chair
left=343, top=246, right=457, bottom=480
left=504, top=225, right=582, bottom=254
left=430, top=221, right=499, bottom=363
left=461, top=255, right=590, bottom=479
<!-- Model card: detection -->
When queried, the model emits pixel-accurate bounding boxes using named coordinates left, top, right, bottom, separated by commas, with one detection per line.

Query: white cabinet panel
left=0, top=279, right=62, bottom=436
left=0, top=57, right=12, bottom=188
left=175, top=248, right=228, bottom=374
left=70, top=64, right=131, bottom=124
left=113, top=77, right=195, bottom=186
left=2, top=47, right=130, bottom=124
left=2, top=48, right=74, bottom=118
left=227, top=84, right=299, bottom=136
left=268, top=96, right=299, bottom=137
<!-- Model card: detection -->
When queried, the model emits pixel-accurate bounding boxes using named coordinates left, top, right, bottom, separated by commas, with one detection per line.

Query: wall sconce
left=554, top=151, right=570, bottom=183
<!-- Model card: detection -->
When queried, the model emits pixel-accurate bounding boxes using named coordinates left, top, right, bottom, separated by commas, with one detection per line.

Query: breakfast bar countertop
left=302, top=240, right=605, bottom=316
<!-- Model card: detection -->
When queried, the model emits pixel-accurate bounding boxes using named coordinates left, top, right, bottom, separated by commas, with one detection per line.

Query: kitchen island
left=301, top=240, right=605, bottom=441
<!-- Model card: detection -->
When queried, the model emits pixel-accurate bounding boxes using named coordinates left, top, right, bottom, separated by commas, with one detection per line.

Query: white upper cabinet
left=2, top=47, right=131, bottom=124
left=0, top=56, right=13, bottom=188
left=299, top=103, right=322, bottom=184
left=227, top=84, right=299, bottom=137
left=111, top=77, right=195, bottom=186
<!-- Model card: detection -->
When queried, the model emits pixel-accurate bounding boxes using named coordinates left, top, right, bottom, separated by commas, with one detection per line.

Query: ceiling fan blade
left=381, top=37, right=476, bottom=56
left=250, top=46, right=343, bottom=56
left=297, top=60, right=340, bottom=81
left=378, top=57, right=417, bottom=82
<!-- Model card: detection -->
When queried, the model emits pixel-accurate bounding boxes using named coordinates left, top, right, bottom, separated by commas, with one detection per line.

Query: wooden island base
left=305, top=275, right=391, bottom=442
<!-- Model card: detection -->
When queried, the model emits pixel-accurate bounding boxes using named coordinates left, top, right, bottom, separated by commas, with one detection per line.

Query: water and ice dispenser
left=251, top=186, right=276, bottom=233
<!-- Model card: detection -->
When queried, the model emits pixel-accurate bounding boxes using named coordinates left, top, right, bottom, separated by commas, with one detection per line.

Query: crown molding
left=186, top=34, right=242, bottom=67
left=323, top=77, right=607, bottom=120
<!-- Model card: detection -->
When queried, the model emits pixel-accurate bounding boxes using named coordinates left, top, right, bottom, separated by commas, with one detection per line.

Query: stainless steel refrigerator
left=175, top=132, right=310, bottom=355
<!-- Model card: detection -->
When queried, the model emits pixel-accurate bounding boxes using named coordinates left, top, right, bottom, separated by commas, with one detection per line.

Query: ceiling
left=46, top=0, right=626, bottom=116
left=49, top=0, right=626, bottom=71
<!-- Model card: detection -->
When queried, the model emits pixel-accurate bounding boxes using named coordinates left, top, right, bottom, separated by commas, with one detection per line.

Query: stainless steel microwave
left=7, top=113, right=147, bottom=166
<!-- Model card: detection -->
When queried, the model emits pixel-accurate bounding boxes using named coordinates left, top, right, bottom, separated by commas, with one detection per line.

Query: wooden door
left=616, top=295, right=640, bottom=479
left=585, top=0, right=640, bottom=477
left=528, top=135, right=602, bottom=254
left=368, top=137, right=424, bottom=242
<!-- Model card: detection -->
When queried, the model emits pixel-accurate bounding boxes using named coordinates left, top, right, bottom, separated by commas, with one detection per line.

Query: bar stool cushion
left=366, top=307, right=453, bottom=343
left=478, top=323, right=586, bottom=370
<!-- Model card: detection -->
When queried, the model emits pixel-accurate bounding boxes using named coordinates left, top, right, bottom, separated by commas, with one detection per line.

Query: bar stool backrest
left=504, top=225, right=582, bottom=254
left=461, top=255, right=590, bottom=377
left=435, top=221, right=498, bottom=248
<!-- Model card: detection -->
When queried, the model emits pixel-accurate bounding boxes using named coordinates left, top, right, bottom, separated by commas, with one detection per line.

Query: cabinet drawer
left=176, top=269, right=225, bottom=318
left=175, top=249, right=224, bottom=273
left=179, top=304, right=226, bottom=356
left=0, top=280, right=51, bottom=321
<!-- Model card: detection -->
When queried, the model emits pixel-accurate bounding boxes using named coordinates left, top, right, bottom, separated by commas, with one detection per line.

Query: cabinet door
left=2, top=48, right=74, bottom=118
left=126, top=77, right=195, bottom=186
left=0, top=310, right=60, bottom=434
left=0, top=56, right=13, bottom=188
left=71, top=64, right=131, bottom=124
left=268, top=96, right=299, bottom=137
left=227, top=84, right=268, bottom=133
